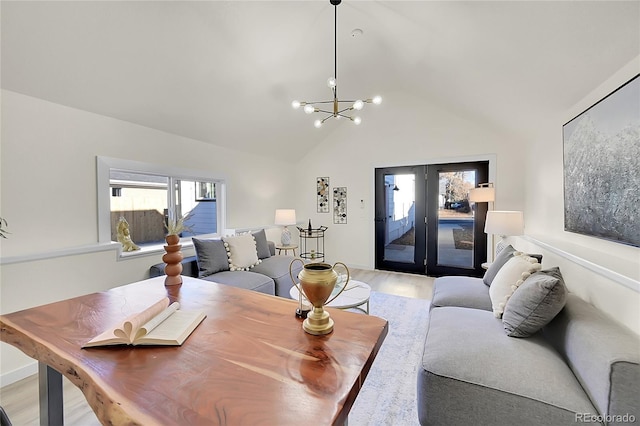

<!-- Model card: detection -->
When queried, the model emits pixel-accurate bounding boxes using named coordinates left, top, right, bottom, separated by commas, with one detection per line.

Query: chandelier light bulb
left=292, top=100, right=301, bottom=109
left=354, top=116, right=362, bottom=125
left=304, top=104, right=315, bottom=114
left=372, top=95, right=382, bottom=105
left=353, top=100, right=364, bottom=110
left=327, top=77, right=337, bottom=88
left=314, top=120, right=323, bottom=128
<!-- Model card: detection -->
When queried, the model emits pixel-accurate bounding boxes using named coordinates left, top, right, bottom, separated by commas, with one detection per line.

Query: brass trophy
left=289, top=259, right=350, bottom=335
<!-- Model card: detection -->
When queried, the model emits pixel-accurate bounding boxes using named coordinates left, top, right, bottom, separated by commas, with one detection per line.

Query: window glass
left=110, top=171, right=168, bottom=245
left=175, top=179, right=218, bottom=237
left=104, top=165, right=221, bottom=249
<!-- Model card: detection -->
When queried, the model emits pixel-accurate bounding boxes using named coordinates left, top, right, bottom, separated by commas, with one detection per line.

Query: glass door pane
left=436, top=170, right=476, bottom=268
left=383, top=173, right=416, bottom=264
left=375, top=165, right=426, bottom=274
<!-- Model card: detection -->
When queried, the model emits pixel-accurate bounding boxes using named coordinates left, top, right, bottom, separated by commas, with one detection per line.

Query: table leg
left=38, top=362, right=64, bottom=426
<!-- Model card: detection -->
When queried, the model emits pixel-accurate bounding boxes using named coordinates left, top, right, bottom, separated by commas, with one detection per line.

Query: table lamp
left=275, top=209, right=296, bottom=246
left=484, top=210, right=524, bottom=257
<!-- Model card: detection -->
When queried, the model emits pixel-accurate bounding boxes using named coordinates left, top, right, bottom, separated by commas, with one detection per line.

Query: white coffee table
left=289, top=279, right=372, bottom=314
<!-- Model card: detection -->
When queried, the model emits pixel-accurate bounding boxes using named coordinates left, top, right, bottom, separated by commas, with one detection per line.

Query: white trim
left=0, top=242, right=121, bottom=265
left=522, top=235, right=640, bottom=293
left=0, top=360, right=37, bottom=387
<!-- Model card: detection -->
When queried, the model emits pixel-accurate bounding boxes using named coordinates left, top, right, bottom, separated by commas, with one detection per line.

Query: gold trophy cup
left=289, top=259, right=350, bottom=335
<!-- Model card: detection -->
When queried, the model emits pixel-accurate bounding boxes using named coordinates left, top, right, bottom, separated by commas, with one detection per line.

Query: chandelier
left=292, top=0, right=381, bottom=128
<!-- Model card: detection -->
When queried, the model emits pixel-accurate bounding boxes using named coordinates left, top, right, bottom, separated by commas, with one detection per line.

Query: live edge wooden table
left=0, top=276, right=388, bottom=425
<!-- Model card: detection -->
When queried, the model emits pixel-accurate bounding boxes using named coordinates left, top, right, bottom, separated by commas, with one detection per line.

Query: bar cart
left=297, top=226, right=328, bottom=262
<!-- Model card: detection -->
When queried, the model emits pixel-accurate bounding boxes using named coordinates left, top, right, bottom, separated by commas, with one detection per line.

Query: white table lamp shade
left=275, top=209, right=297, bottom=226
left=484, top=211, right=524, bottom=236
left=485, top=210, right=524, bottom=258
left=275, top=209, right=296, bottom=246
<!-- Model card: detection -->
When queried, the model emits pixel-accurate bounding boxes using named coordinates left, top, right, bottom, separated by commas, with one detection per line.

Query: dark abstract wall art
left=317, top=177, right=330, bottom=213
left=563, top=74, right=640, bottom=247
left=333, top=187, right=347, bottom=224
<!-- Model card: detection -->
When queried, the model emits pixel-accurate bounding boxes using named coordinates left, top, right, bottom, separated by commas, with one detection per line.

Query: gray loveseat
left=150, top=230, right=302, bottom=298
left=418, top=264, right=640, bottom=425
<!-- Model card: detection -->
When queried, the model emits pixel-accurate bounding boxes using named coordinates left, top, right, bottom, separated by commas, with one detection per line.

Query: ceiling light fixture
left=291, top=0, right=381, bottom=129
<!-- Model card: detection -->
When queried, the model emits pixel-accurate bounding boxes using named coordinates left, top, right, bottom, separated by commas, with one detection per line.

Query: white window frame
left=97, top=156, right=226, bottom=257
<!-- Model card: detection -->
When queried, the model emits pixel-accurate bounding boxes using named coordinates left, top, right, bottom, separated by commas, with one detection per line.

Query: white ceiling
left=2, top=1, right=639, bottom=161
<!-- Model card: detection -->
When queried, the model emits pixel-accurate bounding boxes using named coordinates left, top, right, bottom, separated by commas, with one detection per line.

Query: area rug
left=349, top=291, right=430, bottom=426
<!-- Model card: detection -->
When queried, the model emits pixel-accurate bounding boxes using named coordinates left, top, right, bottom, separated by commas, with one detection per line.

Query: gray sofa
left=150, top=231, right=302, bottom=298
left=418, top=274, right=640, bottom=425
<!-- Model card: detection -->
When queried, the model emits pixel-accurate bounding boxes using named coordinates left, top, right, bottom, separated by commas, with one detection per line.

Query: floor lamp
left=469, top=183, right=496, bottom=262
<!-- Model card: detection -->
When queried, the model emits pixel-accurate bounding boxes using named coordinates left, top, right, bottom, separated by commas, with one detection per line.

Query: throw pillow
left=222, top=234, right=261, bottom=271
left=483, top=244, right=516, bottom=286
left=252, top=229, right=272, bottom=260
left=192, top=238, right=230, bottom=277
left=489, top=253, right=541, bottom=318
left=502, top=267, right=567, bottom=337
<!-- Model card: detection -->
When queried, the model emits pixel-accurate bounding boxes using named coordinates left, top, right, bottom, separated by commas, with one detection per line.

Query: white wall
left=294, top=90, right=525, bottom=269
left=0, top=90, right=295, bottom=384
left=521, top=57, right=640, bottom=335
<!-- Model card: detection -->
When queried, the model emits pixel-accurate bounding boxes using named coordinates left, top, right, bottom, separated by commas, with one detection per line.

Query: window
left=98, top=157, right=225, bottom=253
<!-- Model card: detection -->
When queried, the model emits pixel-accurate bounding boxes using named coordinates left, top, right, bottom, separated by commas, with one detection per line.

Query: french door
left=375, top=161, right=489, bottom=277
left=374, top=166, right=427, bottom=274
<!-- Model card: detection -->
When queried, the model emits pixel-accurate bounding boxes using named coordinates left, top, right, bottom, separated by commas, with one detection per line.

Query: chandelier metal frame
left=292, top=0, right=381, bottom=128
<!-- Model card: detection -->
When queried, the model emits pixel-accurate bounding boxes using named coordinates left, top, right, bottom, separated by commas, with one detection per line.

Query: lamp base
left=302, top=307, right=334, bottom=335
left=281, top=226, right=291, bottom=246
left=495, top=236, right=508, bottom=257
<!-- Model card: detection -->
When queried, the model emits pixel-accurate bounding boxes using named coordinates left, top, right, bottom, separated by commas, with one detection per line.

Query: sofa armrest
left=268, top=241, right=276, bottom=256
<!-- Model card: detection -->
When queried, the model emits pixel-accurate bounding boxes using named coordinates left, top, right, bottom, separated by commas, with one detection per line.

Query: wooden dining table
left=0, top=276, right=388, bottom=425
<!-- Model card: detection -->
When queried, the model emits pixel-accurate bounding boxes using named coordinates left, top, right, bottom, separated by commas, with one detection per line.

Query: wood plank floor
left=0, top=268, right=434, bottom=424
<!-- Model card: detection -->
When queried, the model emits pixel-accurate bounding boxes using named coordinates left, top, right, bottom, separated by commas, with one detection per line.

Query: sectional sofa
left=150, top=229, right=303, bottom=298
left=418, top=246, right=640, bottom=425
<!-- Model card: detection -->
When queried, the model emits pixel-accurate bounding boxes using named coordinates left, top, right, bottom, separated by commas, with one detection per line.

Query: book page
left=134, top=310, right=206, bottom=346
left=133, top=302, right=180, bottom=341
left=113, top=298, right=171, bottom=342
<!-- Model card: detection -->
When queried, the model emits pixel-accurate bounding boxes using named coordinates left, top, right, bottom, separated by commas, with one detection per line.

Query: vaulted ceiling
left=2, top=1, right=638, bottom=161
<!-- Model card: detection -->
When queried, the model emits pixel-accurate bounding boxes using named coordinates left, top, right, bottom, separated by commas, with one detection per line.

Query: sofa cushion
left=251, top=255, right=303, bottom=297
left=418, top=306, right=598, bottom=425
left=482, top=244, right=516, bottom=286
left=502, top=267, right=567, bottom=337
left=199, top=270, right=275, bottom=295
left=489, top=253, right=541, bottom=318
left=544, top=294, right=640, bottom=421
left=252, top=229, right=272, bottom=260
left=430, top=276, right=492, bottom=311
left=223, top=233, right=261, bottom=271
left=192, top=238, right=230, bottom=277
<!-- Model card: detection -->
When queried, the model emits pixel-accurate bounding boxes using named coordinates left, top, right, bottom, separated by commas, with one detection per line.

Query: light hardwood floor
left=0, top=268, right=434, bottom=425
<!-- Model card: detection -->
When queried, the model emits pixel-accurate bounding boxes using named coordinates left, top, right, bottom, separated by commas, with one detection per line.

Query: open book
left=83, top=297, right=206, bottom=347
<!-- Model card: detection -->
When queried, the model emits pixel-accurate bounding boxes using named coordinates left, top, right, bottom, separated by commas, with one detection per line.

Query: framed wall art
left=563, top=74, right=639, bottom=247
left=317, top=177, right=330, bottom=213
left=333, top=186, right=347, bottom=224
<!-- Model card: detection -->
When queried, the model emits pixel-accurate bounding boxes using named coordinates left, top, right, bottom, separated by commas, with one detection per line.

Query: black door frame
left=425, top=161, right=489, bottom=277
left=374, top=161, right=489, bottom=277
left=374, top=165, right=426, bottom=274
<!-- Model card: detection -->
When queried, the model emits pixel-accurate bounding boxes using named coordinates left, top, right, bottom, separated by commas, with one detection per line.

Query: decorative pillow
left=483, top=244, right=516, bottom=286
left=489, top=253, right=542, bottom=318
left=192, top=238, right=230, bottom=277
left=503, top=267, right=567, bottom=337
left=252, top=229, right=272, bottom=260
left=222, top=234, right=261, bottom=271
